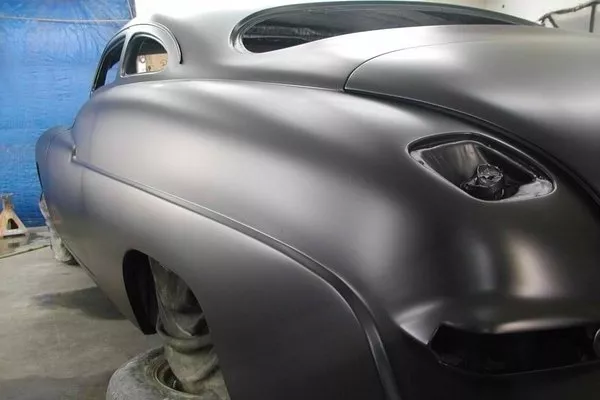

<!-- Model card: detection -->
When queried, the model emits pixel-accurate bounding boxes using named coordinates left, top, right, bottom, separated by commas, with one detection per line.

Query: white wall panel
left=484, top=0, right=596, bottom=27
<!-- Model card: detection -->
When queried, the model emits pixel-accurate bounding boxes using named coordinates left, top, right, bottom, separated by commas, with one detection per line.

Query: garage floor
left=0, top=247, right=160, bottom=400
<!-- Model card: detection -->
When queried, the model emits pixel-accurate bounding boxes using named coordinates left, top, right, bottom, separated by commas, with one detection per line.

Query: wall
left=0, top=1, right=133, bottom=226
left=483, top=0, right=597, bottom=31
left=483, top=0, right=583, bottom=20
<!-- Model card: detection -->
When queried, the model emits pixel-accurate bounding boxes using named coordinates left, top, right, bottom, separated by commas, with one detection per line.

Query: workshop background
left=0, top=0, right=134, bottom=226
left=0, top=0, right=596, bottom=226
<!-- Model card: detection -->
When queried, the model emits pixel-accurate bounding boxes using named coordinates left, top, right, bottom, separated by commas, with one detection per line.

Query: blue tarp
left=0, top=0, right=133, bottom=226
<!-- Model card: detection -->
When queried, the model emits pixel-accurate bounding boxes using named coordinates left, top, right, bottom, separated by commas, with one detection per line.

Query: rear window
left=240, top=3, right=533, bottom=53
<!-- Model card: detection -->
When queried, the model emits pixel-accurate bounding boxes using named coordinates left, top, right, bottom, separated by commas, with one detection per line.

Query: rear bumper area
left=388, top=328, right=600, bottom=400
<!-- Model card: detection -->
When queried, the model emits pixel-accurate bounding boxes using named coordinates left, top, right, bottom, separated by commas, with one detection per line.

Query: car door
left=52, top=35, right=125, bottom=267
left=76, top=26, right=179, bottom=269
left=39, top=124, right=86, bottom=260
left=40, top=37, right=125, bottom=263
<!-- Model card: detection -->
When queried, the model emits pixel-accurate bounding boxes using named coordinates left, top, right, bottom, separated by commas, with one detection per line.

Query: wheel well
left=122, top=250, right=158, bottom=334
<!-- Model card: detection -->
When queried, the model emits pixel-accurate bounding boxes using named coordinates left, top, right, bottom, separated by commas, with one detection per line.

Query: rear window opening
left=238, top=2, right=534, bottom=53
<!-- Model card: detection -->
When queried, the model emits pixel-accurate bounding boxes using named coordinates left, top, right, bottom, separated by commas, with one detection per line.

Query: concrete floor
left=0, top=247, right=160, bottom=400
left=0, top=228, right=51, bottom=259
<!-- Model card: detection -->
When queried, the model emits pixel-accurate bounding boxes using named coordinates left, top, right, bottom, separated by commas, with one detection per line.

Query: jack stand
left=0, top=194, right=28, bottom=238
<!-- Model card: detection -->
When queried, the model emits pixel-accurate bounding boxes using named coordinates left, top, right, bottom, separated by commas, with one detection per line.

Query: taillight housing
left=409, top=134, right=554, bottom=202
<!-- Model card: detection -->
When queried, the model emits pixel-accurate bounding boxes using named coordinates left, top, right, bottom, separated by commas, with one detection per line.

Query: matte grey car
left=36, top=2, right=600, bottom=399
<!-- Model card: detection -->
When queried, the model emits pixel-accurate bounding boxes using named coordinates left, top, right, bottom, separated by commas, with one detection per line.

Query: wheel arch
left=79, top=173, right=391, bottom=400
left=122, top=249, right=158, bottom=334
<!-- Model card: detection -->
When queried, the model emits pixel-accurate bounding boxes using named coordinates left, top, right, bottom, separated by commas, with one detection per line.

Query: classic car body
left=36, top=2, right=600, bottom=399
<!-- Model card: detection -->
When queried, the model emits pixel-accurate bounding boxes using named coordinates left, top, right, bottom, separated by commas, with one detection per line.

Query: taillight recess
left=409, top=134, right=554, bottom=201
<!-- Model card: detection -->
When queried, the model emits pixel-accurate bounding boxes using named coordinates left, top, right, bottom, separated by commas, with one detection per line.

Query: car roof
left=130, top=1, right=532, bottom=46
left=110, top=1, right=536, bottom=89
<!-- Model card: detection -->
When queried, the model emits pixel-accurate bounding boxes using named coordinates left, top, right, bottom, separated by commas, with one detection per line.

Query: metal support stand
left=0, top=194, right=28, bottom=238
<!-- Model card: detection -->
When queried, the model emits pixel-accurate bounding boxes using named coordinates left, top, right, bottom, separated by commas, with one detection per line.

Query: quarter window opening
left=124, top=35, right=168, bottom=75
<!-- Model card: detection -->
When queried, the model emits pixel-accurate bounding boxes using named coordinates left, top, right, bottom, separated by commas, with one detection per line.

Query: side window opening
left=124, top=35, right=168, bottom=75
left=106, top=62, right=120, bottom=84
left=94, top=39, right=125, bottom=91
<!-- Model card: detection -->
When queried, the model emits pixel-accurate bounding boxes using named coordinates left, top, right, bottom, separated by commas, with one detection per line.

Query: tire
left=149, top=259, right=229, bottom=398
left=106, top=347, right=225, bottom=400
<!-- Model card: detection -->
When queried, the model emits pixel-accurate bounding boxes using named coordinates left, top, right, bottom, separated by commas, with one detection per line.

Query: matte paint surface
left=36, top=4, right=600, bottom=399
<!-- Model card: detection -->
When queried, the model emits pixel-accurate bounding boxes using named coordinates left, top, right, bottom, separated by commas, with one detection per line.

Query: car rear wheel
left=149, top=258, right=229, bottom=399
left=108, top=259, right=229, bottom=400
left=106, top=347, right=226, bottom=400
